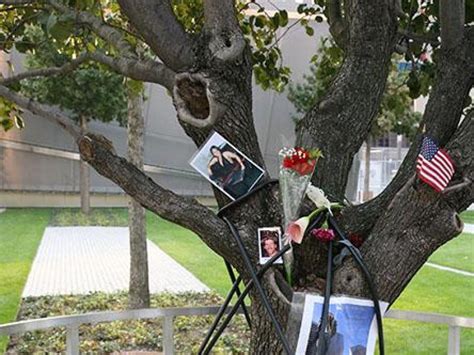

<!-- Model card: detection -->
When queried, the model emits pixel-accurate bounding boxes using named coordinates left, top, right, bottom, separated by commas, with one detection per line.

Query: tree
left=126, top=79, right=150, bottom=309
left=20, top=27, right=128, bottom=214
left=288, top=37, right=422, bottom=201
left=0, top=0, right=473, bottom=353
left=1, top=17, right=149, bottom=307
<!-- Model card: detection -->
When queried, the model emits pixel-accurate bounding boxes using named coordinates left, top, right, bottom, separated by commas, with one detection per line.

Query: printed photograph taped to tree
left=296, top=295, right=388, bottom=355
left=189, top=131, right=265, bottom=200
left=258, top=227, right=283, bottom=265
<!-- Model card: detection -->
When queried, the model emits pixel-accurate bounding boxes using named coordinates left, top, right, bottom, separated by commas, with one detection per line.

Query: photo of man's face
left=258, top=228, right=282, bottom=265
left=263, top=237, right=278, bottom=257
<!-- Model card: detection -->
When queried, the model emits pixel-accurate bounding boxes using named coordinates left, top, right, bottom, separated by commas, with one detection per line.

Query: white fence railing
left=0, top=307, right=473, bottom=355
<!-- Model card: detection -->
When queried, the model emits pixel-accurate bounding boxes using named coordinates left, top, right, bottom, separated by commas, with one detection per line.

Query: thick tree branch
left=440, top=0, right=465, bottom=50
left=0, top=0, right=37, bottom=4
left=0, top=53, right=90, bottom=85
left=334, top=116, right=473, bottom=302
left=0, top=52, right=175, bottom=91
left=0, top=84, right=231, bottom=259
left=326, top=0, right=348, bottom=49
left=204, top=0, right=245, bottom=62
left=342, top=26, right=474, bottom=236
left=78, top=136, right=229, bottom=257
left=443, top=116, right=474, bottom=211
left=297, top=0, right=398, bottom=199
left=117, top=0, right=195, bottom=71
left=89, top=52, right=175, bottom=91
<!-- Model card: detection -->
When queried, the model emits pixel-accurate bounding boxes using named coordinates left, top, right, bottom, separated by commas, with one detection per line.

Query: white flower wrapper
left=279, top=148, right=316, bottom=284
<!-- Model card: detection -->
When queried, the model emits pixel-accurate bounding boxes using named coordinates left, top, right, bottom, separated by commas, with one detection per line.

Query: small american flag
left=416, top=136, right=455, bottom=192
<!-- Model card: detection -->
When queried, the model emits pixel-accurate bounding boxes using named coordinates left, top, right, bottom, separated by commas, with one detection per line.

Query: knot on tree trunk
left=173, top=72, right=226, bottom=128
left=208, top=31, right=246, bottom=63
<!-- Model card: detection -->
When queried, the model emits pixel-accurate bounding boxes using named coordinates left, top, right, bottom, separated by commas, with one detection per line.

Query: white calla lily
left=306, top=184, right=332, bottom=214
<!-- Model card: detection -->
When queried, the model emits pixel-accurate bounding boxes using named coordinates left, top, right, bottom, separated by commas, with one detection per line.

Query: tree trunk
left=2, top=0, right=471, bottom=353
left=127, top=82, right=150, bottom=309
left=79, top=115, right=90, bottom=214
left=363, top=137, right=372, bottom=201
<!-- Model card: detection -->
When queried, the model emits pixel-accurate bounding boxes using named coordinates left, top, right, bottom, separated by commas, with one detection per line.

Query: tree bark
left=0, top=0, right=473, bottom=353
left=340, top=26, right=474, bottom=236
left=126, top=82, right=150, bottom=309
left=363, top=137, right=372, bottom=201
left=296, top=0, right=398, bottom=200
left=79, top=115, right=90, bottom=215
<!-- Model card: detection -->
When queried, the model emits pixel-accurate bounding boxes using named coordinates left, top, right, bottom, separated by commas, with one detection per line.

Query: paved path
left=22, top=227, right=209, bottom=297
left=463, top=223, right=474, bottom=234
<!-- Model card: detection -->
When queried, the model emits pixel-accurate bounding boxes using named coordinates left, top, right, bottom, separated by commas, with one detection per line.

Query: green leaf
left=297, top=4, right=306, bottom=14
left=255, top=15, right=266, bottom=28
left=279, top=10, right=288, bottom=27
left=126, top=79, right=144, bottom=96
left=1, top=118, right=14, bottom=131
left=271, top=12, right=280, bottom=29
left=15, top=41, right=34, bottom=53
left=50, top=21, right=73, bottom=42
left=305, top=26, right=314, bottom=36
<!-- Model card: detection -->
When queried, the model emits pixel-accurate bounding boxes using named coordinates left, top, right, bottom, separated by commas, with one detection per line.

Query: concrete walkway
left=22, top=227, right=209, bottom=297
left=463, top=223, right=474, bottom=234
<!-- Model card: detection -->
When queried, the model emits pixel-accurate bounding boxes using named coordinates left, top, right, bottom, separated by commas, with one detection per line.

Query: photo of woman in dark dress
left=189, top=132, right=265, bottom=200
left=207, top=144, right=263, bottom=199
left=208, top=145, right=245, bottom=185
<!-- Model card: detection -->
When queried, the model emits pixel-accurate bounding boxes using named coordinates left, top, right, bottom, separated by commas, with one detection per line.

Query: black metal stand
left=223, top=260, right=252, bottom=328
left=224, top=217, right=292, bottom=354
left=217, top=179, right=280, bottom=329
left=198, top=177, right=385, bottom=355
left=199, top=179, right=291, bottom=354
left=199, top=244, right=292, bottom=354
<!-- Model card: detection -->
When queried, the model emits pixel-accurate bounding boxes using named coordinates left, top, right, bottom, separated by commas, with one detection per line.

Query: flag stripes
left=416, top=136, right=454, bottom=192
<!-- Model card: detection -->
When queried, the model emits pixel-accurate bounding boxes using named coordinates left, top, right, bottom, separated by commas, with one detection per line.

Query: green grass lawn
left=384, top=266, right=474, bottom=354
left=1, top=207, right=473, bottom=354
left=146, top=211, right=231, bottom=297
left=0, top=208, right=51, bottom=352
left=461, top=211, right=474, bottom=224
left=429, top=233, right=474, bottom=273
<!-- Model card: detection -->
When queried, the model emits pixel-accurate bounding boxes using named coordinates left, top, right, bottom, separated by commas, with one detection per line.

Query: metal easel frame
left=198, top=178, right=384, bottom=355
left=199, top=179, right=295, bottom=354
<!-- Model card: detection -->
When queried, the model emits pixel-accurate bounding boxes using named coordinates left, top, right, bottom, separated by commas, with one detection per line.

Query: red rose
left=293, top=159, right=316, bottom=175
